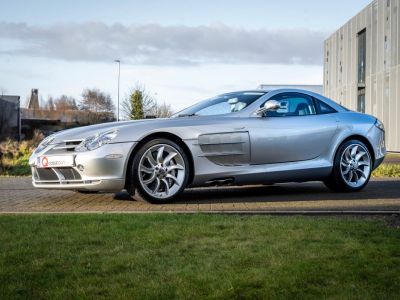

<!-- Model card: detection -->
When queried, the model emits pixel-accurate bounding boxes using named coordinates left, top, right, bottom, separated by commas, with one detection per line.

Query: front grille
left=57, top=168, right=82, bottom=180
left=47, top=140, right=83, bottom=154
left=35, top=168, right=58, bottom=181
left=33, top=167, right=82, bottom=181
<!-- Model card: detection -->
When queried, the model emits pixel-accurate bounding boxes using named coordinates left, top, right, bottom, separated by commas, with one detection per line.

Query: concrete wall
left=324, top=0, right=400, bottom=151
left=20, top=109, right=115, bottom=140
left=21, top=108, right=114, bottom=124
left=0, top=97, right=20, bottom=141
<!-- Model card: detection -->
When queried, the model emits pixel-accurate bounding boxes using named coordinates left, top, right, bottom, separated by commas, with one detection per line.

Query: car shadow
left=172, top=180, right=400, bottom=204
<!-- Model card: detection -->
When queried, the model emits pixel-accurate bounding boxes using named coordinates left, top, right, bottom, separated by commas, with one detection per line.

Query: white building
left=324, top=0, right=400, bottom=151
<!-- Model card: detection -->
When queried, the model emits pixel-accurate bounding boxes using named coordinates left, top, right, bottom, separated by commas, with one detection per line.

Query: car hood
left=48, top=118, right=170, bottom=143
left=47, top=115, right=238, bottom=144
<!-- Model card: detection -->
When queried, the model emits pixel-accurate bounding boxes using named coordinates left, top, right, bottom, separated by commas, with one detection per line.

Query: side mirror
left=256, top=100, right=280, bottom=117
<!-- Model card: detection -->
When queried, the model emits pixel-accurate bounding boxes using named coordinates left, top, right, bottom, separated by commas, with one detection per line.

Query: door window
left=263, top=93, right=317, bottom=117
left=315, top=99, right=337, bottom=114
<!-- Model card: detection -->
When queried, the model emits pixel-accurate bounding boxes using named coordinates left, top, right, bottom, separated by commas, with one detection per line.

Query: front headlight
left=375, top=119, right=385, bottom=131
left=34, top=135, right=55, bottom=154
left=75, top=130, right=118, bottom=152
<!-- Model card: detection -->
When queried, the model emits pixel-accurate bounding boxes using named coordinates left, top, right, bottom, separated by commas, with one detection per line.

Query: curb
left=0, top=210, right=399, bottom=215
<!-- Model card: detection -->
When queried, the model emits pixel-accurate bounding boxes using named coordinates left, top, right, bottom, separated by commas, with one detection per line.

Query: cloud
left=0, top=22, right=326, bottom=65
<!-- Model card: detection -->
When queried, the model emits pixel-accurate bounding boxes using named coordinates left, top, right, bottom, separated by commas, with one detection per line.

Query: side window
left=264, top=93, right=317, bottom=117
left=315, top=99, right=337, bottom=114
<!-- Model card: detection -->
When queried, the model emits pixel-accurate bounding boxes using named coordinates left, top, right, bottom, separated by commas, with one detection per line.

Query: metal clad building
left=324, top=0, right=400, bottom=151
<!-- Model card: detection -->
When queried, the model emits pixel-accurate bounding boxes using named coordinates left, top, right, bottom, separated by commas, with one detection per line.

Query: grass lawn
left=373, top=163, right=400, bottom=177
left=0, top=215, right=399, bottom=299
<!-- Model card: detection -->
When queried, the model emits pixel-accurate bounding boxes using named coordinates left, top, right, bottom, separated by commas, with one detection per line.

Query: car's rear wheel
left=131, top=138, right=189, bottom=204
left=324, top=139, right=372, bottom=192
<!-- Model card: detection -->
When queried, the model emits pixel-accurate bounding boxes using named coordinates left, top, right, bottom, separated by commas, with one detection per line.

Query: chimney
left=27, top=89, right=39, bottom=109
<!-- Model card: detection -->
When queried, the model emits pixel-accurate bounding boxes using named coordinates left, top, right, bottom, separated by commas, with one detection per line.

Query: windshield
left=172, top=91, right=265, bottom=117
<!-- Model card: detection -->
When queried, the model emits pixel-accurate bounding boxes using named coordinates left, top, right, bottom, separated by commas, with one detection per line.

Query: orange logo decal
left=42, top=157, right=48, bottom=167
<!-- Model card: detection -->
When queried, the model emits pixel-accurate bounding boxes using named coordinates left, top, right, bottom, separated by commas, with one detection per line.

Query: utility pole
left=114, top=59, right=121, bottom=121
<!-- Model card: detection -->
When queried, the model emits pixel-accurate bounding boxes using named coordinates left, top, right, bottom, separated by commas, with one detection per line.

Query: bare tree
left=150, top=101, right=174, bottom=118
left=54, top=95, right=78, bottom=111
left=79, top=88, right=115, bottom=123
left=80, top=88, right=115, bottom=113
left=43, top=96, right=55, bottom=111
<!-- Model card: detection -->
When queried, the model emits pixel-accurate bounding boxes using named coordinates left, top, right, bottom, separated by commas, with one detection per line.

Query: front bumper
left=29, top=142, right=136, bottom=192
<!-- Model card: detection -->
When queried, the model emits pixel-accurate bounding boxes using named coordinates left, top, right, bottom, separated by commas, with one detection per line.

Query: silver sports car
left=29, top=89, right=386, bottom=203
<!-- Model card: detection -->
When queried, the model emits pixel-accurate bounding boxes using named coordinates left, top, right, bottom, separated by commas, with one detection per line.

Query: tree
left=44, top=97, right=55, bottom=111
left=122, top=85, right=156, bottom=120
left=131, top=90, right=144, bottom=119
left=150, top=101, right=174, bottom=118
left=53, top=95, right=78, bottom=111
left=80, top=88, right=115, bottom=114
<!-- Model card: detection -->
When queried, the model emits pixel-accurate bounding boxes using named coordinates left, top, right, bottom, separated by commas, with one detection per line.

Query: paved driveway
left=0, top=177, right=399, bottom=213
left=384, top=154, right=400, bottom=164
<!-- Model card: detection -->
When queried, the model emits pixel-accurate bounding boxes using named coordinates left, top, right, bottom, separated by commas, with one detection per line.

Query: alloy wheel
left=138, top=144, right=186, bottom=199
left=340, top=144, right=371, bottom=188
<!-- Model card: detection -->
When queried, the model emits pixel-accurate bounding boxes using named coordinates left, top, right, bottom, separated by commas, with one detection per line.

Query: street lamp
left=114, top=59, right=121, bottom=121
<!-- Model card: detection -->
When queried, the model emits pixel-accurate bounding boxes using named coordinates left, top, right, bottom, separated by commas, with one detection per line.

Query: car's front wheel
left=324, top=140, right=372, bottom=192
left=131, top=138, right=189, bottom=204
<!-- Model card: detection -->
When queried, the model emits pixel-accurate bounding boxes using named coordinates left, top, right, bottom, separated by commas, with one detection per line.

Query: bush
left=0, top=131, right=44, bottom=176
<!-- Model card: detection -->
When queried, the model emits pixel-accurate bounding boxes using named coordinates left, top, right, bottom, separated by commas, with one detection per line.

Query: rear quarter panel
left=327, top=111, right=383, bottom=163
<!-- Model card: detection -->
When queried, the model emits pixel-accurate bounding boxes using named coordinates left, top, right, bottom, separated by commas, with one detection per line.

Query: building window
left=357, top=88, right=366, bottom=113
left=357, top=29, right=366, bottom=85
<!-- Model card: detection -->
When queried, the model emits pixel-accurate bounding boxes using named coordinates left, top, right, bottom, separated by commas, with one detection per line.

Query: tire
left=324, top=139, right=372, bottom=192
left=130, top=138, right=190, bottom=204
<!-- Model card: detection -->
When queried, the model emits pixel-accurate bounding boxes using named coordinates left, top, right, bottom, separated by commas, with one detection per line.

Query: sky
left=0, top=0, right=372, bottom=112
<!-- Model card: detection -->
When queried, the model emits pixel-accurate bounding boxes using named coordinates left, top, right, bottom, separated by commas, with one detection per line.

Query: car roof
left=225, top=88, right=348, bottom=113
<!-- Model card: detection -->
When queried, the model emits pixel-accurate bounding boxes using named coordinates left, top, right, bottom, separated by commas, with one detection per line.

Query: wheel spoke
left=167, top=164, right=184, bottom=172
left=342, top=166, right=351, bottom=175
left=345, top=149, right=352, bottom=162
left=162, top=179, right=170, bottom=195
left=348, top=171, right=353, bottom=182
left=146, top=152, right=157, bottom=167
left=166, top=174, right=180, bottom=186
left=353, top=171, right=359, bottom=182
left=356, top=168, right=367, bottom=179
left=163, top=152, right=177, bottom=165
left=143, top=173, right=156, bottom=184
left=355, top=151, right=366, bottom=162
left=156, top=146, right=165, bottom=163
left=152, top=178, right=161, bottom=193
left=140, top=166, right=154, bottom=174
left=358, top=161, right=369, bottom=167
left=350, top=145, right=358, bottom=158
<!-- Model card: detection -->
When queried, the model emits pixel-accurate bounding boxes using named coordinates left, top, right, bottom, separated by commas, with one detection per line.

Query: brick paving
left=0, top=177, right=399, bottom=213
left=384, top=153, right=400, bottom=164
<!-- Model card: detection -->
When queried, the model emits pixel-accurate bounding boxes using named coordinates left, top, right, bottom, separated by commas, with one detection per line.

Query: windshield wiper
left=177, top=113, right=198, bottom=117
